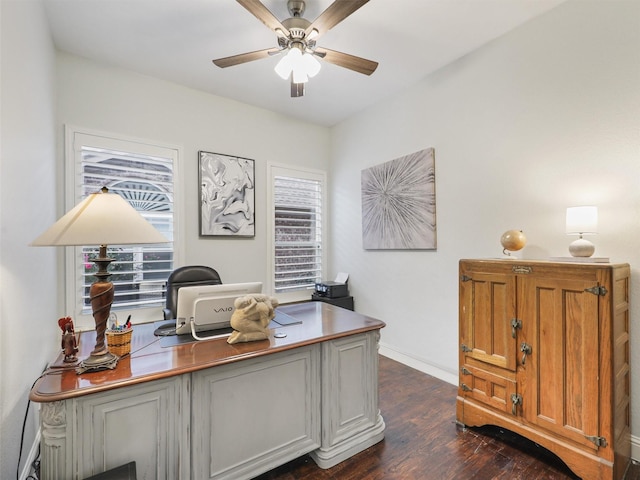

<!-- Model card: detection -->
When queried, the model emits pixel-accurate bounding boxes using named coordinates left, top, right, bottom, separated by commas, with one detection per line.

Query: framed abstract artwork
left=361, top=148, right=436, bottom=250
left=199, top=151, right=255, bottom=237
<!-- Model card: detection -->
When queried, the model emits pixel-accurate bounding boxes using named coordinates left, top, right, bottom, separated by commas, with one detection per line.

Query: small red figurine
left=58, top=316, right=78, bottom=363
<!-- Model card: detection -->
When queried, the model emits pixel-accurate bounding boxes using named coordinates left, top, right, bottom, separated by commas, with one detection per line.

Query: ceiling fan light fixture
left=275, top=46, right=320, bottom=83
left=213, top=0, right=379, bottom=96
left=288, top=49, right=307, bottom=82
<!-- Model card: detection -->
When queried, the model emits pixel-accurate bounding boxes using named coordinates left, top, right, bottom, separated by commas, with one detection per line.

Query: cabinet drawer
left=460, top=365, right=516, bottom=415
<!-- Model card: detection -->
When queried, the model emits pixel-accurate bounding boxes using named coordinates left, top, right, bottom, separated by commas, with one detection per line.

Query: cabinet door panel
left=460, top=271, right=516, bottom=371
left=76, top=377, right=184, bottom=479
left=320, top=333, right=379, bottom=446
left=460, top=365, right=517, bottom=414
left=519, top=276, right=600, bottom=450
left=191, top=346, right=320, bottom=480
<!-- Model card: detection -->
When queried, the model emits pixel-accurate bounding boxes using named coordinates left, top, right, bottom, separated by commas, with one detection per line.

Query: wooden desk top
left=30, top=302, right=385, bottom=403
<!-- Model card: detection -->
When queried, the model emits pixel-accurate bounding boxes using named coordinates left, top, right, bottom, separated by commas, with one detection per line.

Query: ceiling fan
left=212, top=0, right=378, bottom=97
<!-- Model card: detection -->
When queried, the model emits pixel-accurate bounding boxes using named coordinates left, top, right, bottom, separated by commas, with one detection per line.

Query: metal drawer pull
left=520, top=343, right=532, bottom=365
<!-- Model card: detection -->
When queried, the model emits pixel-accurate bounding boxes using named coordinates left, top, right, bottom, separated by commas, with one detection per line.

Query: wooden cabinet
left=457, top=259, right=631, bottom=480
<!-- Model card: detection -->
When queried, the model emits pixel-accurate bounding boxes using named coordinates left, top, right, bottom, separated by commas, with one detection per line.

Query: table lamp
left=566, top=206, right=597, bottom=257
left=31, top=187, right=168, bottom=373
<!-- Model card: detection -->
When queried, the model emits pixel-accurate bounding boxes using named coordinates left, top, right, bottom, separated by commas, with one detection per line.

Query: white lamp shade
left=566, top=206, right=598, bottom=235
left=302, top=53, right=321, bottom=78
left=274, top=52, right=293, bottom=79
left=31, top=189, right=168, bottom=246
left=292, top=68, right=309, bottom=84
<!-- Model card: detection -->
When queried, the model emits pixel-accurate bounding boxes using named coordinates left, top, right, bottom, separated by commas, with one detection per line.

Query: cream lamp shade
left=565, top=206, right=597, bottom=257
left=31, top=188, right=168, bottom=246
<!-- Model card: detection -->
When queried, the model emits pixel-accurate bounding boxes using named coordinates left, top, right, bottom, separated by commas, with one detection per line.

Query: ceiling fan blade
left=291, top=80, right=305, bottom=97
left=213, top=48, right=279, bottom=68
left=305, top=0, right=370, bottom=39
left=237, top=0, right=290, bottom=36
left=314, top=48, right=378, bottom=75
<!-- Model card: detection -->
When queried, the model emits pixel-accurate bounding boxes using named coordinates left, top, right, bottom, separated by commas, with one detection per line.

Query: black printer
left=314, top=281, right=349, bottom=299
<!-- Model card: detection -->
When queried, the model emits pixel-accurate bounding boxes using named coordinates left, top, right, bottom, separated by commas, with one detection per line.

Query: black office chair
left=163, top=265, right=222, bottom=320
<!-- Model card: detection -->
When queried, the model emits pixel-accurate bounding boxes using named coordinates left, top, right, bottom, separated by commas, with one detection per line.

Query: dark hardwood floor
left=256, top=355, right=639, bottom=480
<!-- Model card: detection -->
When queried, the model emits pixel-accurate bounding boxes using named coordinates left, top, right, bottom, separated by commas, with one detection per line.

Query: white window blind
left=79, top=147, right=174, bottom=313
left=273, top=173, right=324, bottom=295
left=66, top=128, right=179, bottom=326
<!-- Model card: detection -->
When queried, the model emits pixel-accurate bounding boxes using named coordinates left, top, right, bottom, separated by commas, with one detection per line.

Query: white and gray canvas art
left=361, top=148, right=436, bottom=250
left=199, top=151, right=255, bottom=236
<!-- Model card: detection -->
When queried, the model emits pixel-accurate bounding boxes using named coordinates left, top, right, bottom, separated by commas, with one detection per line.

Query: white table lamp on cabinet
left=566, top=206, right=597, bottom=257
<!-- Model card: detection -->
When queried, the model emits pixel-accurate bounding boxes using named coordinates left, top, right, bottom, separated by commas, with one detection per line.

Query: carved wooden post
left=40, top=401, right=71, bottom=480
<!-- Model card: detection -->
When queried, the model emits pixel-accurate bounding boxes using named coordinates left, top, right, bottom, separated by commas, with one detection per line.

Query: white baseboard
left=379, top=343, right=458, bottom=386
left=19, top=428, right=40, bottom=480
left=632, top=433, right=640, bottom=463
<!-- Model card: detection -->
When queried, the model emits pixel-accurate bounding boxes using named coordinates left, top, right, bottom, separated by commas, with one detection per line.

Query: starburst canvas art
left=361, top=148, right=436, bottom=250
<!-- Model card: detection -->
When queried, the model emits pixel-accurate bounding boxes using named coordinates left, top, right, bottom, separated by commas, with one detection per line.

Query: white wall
left=330, top=0, right=640, bottom=444
left=4, top=0, right=639, bottom=476
left=0, top=1, right=58, bottom=478
left=56, top=52, right=330, bottom=299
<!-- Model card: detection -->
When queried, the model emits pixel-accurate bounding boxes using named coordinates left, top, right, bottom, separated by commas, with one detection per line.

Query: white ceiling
left=42, top=0, right=565, bottom=127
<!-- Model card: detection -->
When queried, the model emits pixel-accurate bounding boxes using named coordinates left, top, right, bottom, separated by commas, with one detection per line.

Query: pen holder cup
left=106, top=328, right=133, bottom=357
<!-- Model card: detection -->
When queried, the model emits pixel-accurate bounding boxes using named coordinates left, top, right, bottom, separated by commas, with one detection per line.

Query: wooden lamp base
left=76, top=246, right=120, bottom=374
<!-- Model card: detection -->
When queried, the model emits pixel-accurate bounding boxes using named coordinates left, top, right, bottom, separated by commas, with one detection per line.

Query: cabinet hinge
left=585, top=435, right=608, bottom=448
left=460, top=274, right=472, bottom=282
left=510, top=318, right=522, bottom=338
left=460, top=367, right=471, bottom=375
left=585, top=285, right=608, bottom=296
left=510, top=393, right=522, bottom=415
left=460, top=383, right=472, bottom=392
left=461, top=344, right=472, bottom=353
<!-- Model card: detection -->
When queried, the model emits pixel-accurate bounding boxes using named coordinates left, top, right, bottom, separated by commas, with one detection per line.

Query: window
left=268, top=164, right=326, bottom=303
left=66, top=127, right=180, bottom=327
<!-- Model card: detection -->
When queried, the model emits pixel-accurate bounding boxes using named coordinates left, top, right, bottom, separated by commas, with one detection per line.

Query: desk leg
left=311, top=331, right=385, bottom=468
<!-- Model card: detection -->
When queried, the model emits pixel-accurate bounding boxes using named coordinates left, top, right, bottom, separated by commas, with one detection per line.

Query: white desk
left=31, top=303, right=386, bottom=479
